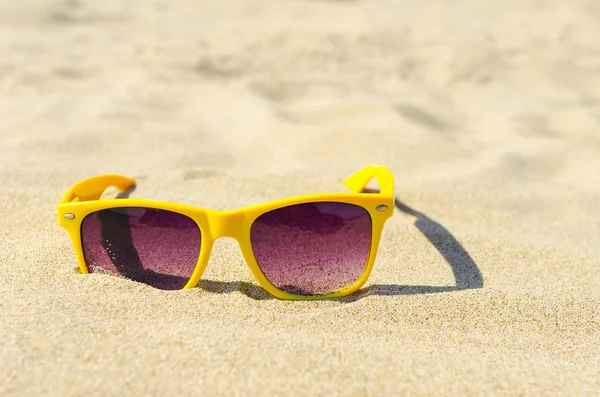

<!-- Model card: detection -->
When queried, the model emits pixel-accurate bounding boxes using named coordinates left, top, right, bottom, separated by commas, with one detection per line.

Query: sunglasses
left=57, top=165, right=394, bottom=300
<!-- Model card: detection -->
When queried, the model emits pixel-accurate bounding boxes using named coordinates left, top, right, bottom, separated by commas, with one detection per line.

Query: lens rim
left=60, top=202, right=211, bottom=289
left=242, top=200, right=387, bottom=299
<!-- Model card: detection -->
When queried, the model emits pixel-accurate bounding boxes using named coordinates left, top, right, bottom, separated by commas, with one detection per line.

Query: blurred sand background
left=1, top=0, right=599, bottom=395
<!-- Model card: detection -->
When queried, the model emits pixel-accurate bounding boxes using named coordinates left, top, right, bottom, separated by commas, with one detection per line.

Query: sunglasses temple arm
left=59, top=175, right=136, bottom=204
left=59, top=166, right=392, bottom=203
left=343, top=165, right=395, bottom=198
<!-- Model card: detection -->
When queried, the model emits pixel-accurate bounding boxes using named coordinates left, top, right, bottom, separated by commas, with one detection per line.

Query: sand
left=1, top=0, right=599, bottom=395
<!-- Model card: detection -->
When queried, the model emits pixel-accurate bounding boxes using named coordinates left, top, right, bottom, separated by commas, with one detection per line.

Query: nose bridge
left=207, top=210, right=245, bottom=240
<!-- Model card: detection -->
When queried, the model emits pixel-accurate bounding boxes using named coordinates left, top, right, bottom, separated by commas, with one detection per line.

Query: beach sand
left=1, top=0, right=599, bottom=395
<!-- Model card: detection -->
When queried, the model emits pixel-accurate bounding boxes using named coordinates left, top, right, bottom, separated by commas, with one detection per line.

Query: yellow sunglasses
left=57, top=164, right=394, bottom=300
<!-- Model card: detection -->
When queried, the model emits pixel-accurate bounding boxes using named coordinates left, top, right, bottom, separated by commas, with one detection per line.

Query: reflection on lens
left=250, top=202, right=372, bottom=295
left=81, top=207, right=201, bottom=290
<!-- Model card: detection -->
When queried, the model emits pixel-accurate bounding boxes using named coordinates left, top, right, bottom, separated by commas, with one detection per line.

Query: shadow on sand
left=335, top=192, right=483, bottom=302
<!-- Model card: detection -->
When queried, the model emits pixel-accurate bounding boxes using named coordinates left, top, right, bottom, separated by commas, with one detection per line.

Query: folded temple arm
left=60, top=166, right=391, bottom=204
left=343, top=164, right=394, bottom=197
left=59, top=175, right=136, bottom=204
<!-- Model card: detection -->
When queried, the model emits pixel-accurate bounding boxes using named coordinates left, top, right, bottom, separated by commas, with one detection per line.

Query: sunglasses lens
left=81, top=207, right=201, bottom=290
left=250, top=202, right=372, bottom=296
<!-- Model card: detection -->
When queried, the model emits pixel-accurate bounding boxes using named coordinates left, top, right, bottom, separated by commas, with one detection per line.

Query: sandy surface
left=1, top=0, right=599, bottom=395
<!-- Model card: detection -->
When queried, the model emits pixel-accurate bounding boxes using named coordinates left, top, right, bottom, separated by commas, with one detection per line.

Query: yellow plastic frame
left=57, top=165, right=394, bottom=300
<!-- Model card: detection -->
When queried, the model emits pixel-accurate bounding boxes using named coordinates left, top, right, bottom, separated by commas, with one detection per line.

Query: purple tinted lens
left=81, top=207, right=201, bottom=290
left=250, top=202, right=372, bottom=296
